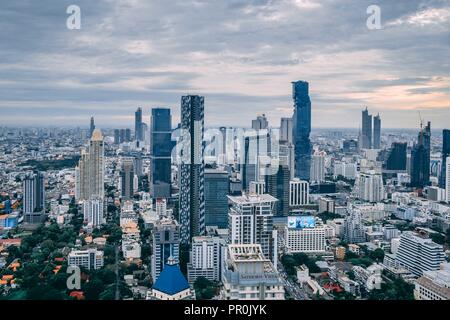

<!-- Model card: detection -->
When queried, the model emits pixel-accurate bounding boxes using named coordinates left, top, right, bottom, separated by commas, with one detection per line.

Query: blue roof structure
left=152, top=263, right=190, bottom=296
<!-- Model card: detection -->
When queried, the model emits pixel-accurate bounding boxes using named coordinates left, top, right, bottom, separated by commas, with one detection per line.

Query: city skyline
left=0, top=0, right=449, bottom=128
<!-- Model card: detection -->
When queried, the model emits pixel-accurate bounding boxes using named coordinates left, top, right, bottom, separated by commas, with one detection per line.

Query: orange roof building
left=69, top=291, right=85, bottom=300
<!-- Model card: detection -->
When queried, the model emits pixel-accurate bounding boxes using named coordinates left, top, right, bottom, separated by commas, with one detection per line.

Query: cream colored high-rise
left=75, top=129, right=105, bottom=201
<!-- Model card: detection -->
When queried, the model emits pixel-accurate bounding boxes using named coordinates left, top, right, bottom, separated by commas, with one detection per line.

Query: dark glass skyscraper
left=373, top=113, right=381, bottom=149
left=343, top=139, right=358, bottom=153
left=150, top=108, right=173, bottom=198
left=89, top=116, right=95, bottom=139
left=292, top=80, right=311, bottom=181
left=383, top=142, right=407, bottom=172
left=23, top=171, right=45, bottom=223
left=135, top=107, right=143, bottom=141
left=120, top=158, right=135, bottom=200
left=204, top=169, right=229, bottom=228
left=241, top=131, right=269, bottom=191
left=179, top=95, right=205, bottom=244
left=265, top=164, right=290, bottom=216
left=411, top=122, right=431, bottom=188
left=361, top=107, right=372, bottom=149
left=439, top=129, right=450, bottom=188
left=114, top=129, right=120, bottom=145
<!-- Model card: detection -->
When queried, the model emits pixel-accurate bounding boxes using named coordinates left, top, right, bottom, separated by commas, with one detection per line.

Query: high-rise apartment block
left=187, top=236, right=225, bottom=285
left=179, top=95, right=206, bottom=244
left=228, top=193, right=278, bottom=263
left=75, top=129, right=105, bottom=201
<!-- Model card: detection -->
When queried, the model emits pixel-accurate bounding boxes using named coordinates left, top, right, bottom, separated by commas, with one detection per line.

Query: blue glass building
left=411, top=122, right=431, bottom=188
left=439, top=129, right=450, bottom=188
left=150, top=108, right=173, bottom=198
left=292, top=80, right=312, bottom=181
left=204, top=169, right=229, bottom=228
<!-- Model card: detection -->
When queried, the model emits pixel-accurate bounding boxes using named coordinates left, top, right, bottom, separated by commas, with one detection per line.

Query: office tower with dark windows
left=265, top=164, right=290, bottom=216
left=120, top=158, right=135, bottom=200
left=343, top=139, right=358, bottom=153
left=114, top=129, right=120, bottom=145
left=125, top=128, right=131, bottom=142
left=292, top=80, right=312, bottom=181
left=119, top=129, right=126, bottom=143
left=179, top=95, right=205, bottom=244
left=23, top=171, right=45, bottom=223
left=204, top=169, right=229, bottom=228
left=446, top=156, right=450, bottom=203
left=151, top=217, right=180, bottom=282
left=373, top=113, right=381, bottom=149
left=361, top=107, right=372, bottom=149
left=439, top=129, right=450, bottom=188
left=133, top=154, right=143, bottom=177
left=150, top=108, right=173, bottom=199
left=89, top=116, right=95, bottom=139
left=242, top=131, right=270, bottom=191
left=383, top=142, right=407, bottom=172
left=135, top=107, right=143, bottom=141
left=411, top=122, right=431, bottom=188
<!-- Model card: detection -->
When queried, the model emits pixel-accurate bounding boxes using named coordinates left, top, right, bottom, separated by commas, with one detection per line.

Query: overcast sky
left=0, top=0, right=449, bottom=128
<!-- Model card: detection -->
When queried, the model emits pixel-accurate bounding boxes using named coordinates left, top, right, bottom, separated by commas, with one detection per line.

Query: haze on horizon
left=0, top=0, right=449, bottom=129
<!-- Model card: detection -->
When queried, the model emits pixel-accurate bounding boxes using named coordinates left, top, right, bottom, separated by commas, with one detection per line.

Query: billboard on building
left=287, top=216, right=315, bottom=229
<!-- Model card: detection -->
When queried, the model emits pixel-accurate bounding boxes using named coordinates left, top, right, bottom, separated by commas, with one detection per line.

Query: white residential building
left=396, top=232, right=445, bottom=277
left=414, top=262, right=450, bottom=300
left=285, top=218, right=326, bottom=253
left=155, top=198, right=167, bottom=216
left=334, top=161, right=357, bottom=179
left=187, top=236, right=225, bottom=284
left=221, top=244, right=285, bottom=300
left=310, top=154, right=325, bottom=183
left=82, top=198, right=104, bottom=227
left=356, top=171, right=385, bottom=202
left=68, top=248, right=104, bottom=270
left=228, top=193, right=278, bottom=263
left=289, top=178, right=309, bottom=207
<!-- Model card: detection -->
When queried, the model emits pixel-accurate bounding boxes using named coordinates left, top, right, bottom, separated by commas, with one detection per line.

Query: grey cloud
left=0, top=0, right=449, bottom=128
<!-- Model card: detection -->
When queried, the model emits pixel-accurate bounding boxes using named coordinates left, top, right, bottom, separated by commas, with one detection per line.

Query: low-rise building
left=352, top=264, right=383, bottom=291
left=147, top=257, right=195, bottom=300
left=285, top=217, right=326, bottom=253
left=68, top=248, right=104, bottom=270
left=414, top=262, right=450, bottom=300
